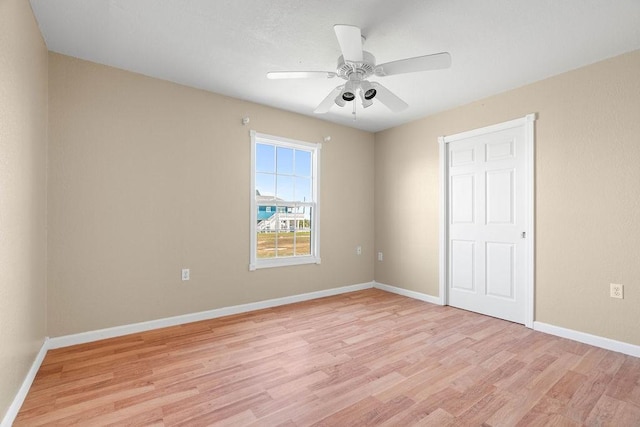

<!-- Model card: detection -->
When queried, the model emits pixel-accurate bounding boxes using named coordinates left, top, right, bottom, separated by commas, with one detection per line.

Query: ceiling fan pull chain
left=352, top=98, right=357, bottom=121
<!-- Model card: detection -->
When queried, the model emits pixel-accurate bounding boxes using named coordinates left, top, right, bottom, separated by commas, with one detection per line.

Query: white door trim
left=438, top=113, right=536, bottom=328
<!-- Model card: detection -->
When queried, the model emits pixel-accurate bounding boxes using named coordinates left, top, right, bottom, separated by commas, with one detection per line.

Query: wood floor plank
left=606, top=356, right=640, bottom=406
left=410, top=407, right=456, bottom=426
left=585, top=393, right=625, bottom=425
left=291, top=372, right=407, bottom=425
left=14, top=288, right=640, bottom=426
left=563, top=370, right=613, bottom=423
left=309, top=395, right=382, bottom=426
left=456, top=389, right=514, bottom=425
left=547, top=370, right=588, bottom=404
left=515, top=395, right=582, bottom=427
left=379, top=388, right=461, bottom=426
left=610, top=401, right=640, bottom=426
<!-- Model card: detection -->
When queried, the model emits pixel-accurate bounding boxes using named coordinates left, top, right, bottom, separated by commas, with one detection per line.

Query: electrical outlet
left=182, top=268, right=190, bottom=281
left=377, top=252, right=383, bottom=261
left=610, top=283, right=623, bottom=299
left=356, top=246, right=362, bottom=255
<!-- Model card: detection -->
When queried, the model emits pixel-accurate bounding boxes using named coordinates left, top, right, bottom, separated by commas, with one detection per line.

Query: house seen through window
left=250, top=131, right=320, bottom=270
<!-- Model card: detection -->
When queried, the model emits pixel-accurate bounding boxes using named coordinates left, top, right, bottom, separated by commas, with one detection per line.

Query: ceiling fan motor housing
left=336, top=51, right=376, bottom=80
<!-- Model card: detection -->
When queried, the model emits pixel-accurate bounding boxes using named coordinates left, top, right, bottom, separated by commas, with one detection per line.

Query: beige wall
left=0, top=0, right=49, bottom=419
left=47, top=53, right=375, bottom=336
left=375, top=50, right=640, bottom=345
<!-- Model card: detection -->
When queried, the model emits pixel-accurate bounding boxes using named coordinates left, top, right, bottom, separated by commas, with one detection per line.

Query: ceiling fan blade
left=267, top=71, right=336, bottom=79
left=314, top=85, right=344, bottom=114
left=334, top=24, right=363, bottom=62
left=371, top=82, right=408, bottom=112
left=375, top=52, right=451, bottom=76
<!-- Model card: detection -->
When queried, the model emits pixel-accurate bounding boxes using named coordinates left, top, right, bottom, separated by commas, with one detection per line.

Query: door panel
left=451, top=146, right=475, bottom=166
left=485, top=137, right=515, bottom=161
left=451, top=174, right=475, bottom=224
left=451, top=240, right=475, bottom=291
left=486, top=169, right=514, bottom=224
left=485, top=242, right=515, bottom=299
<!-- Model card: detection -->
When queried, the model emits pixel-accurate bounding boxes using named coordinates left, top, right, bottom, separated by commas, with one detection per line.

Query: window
left=250, top=131, right=320, bottom=270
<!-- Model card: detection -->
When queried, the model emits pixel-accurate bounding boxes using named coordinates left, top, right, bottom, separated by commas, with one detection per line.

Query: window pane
left=295, top=232, right=311, bottom=256
left=295, top=177, right=311, bottom=202
left=256, top=173, right=275, bottom=197
left=276, top=231, right=294, bottom=257
left=276, top=175, right=294, bottom=201
left=256, top=144, right=275, bottom=173
left=295, top=206, right=312, bottom=256
left=257, top=231, right=277, bottom=258
left=256, top=207, right=276, bottom=258
left=276, top=147, right=294, bottom=175
left=257, top=206, right=274, bottom=222
left=295, top=150, right=312, bottom=177
left=300, top=206, right=312, bottom=232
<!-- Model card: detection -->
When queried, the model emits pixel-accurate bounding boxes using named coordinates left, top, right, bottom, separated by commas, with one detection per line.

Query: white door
left=445, top=118, right=532, bottom=324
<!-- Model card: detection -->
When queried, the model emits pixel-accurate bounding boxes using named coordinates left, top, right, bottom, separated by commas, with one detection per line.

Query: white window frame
left=249, top=131, right=321, bottom=270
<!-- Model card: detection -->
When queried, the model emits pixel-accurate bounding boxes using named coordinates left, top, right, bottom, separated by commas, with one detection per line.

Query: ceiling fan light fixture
left=342, top=91, right=355, bottom=101
left=359, top=87, right=374, bottom=108
left=335, top=84, right=347, bottom=106
left=341, top=81, right=356, bottom=102
left=361, top=80, right=377, bottom=100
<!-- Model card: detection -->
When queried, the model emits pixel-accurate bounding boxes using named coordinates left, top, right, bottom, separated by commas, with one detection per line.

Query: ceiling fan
left=267, top=25, right=451, bottom=115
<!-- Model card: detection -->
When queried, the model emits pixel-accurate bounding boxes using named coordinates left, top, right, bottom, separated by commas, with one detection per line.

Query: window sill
left=249, top=256, right=321, bottom=271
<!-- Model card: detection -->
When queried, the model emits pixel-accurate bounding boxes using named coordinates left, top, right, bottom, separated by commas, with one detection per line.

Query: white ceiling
left=30, top=0, right=640, bottom=132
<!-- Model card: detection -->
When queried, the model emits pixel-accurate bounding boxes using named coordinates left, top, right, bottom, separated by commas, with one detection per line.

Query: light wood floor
left=16, top=289, right=640, bottom=426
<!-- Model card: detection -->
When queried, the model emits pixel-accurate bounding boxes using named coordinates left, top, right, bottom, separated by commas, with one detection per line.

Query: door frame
left=438, top=113, right=536, bottom=328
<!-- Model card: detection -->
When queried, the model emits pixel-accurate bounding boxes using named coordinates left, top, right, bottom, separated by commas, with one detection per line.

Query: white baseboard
left=1, top=338, right=49, bottom=427
left=373, top=281, right=442, bottom=305
left=48, top=281, right=375, bottom=349
left=534, top=321, right=640, bottom=358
